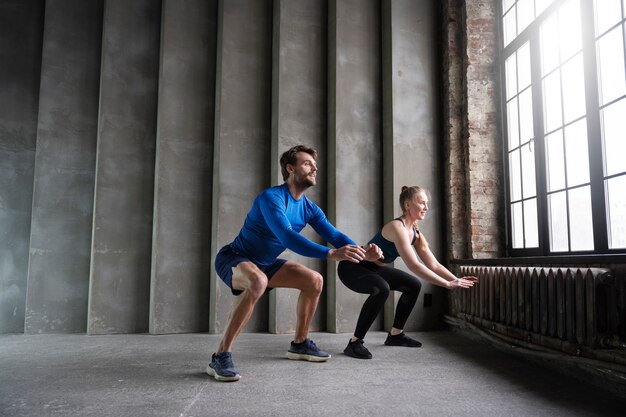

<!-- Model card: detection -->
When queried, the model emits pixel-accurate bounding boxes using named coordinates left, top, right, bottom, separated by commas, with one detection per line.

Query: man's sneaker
left=286, top=338, right=331, bottom=362
left=384, top=332, right=422, bottom=348
left=207, top=352, right=241, bottom=382
left=343, top=338, right=372, bottom=359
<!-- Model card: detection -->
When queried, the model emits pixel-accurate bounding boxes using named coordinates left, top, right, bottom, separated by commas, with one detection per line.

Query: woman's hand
left=447, top=276, right=477, bottom=289
left=362, top=243, right=383, bottom=262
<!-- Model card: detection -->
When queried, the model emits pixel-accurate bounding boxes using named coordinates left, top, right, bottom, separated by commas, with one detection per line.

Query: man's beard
left=294, top=174, right=315, bottom=189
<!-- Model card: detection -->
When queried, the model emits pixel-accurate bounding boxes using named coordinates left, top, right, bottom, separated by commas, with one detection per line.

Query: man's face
left=290, top=152, right=318, bottom=188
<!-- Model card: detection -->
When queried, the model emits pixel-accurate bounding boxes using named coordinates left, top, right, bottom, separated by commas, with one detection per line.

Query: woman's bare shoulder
left=381, top=219, right=404, bottom=241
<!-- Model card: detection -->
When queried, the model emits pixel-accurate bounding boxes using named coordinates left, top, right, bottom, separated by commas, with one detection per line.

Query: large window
left=501, top=0, right=626, bottom=255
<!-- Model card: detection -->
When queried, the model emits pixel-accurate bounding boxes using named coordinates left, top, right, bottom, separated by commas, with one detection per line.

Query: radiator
left=452, top=266, right=619, bottom=353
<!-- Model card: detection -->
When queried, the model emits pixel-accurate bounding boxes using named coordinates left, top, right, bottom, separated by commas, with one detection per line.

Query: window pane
left=535, top=0, right=555, bottom=17
left=524, top=198, right=539, bottom=247
left=543, top=71, right=563, bottom=133
left=594, top=0, right=623, bottom=36
left=561, top=53, right=586, bottom=124
left=597, top=27, right=626, bottom=105
left=510, top=149, right=522, bottom=201
left=564, top=119, right=590, bottom=187
left=519, top=88, right=534, bottom=141
left=541, top=13, right=560, bottom=75
left=569, top=186, right=594, bottom=251
left=518, top=42, right=532, bottom=91
left=512, top=201, right=524, bottom=248
left=521, top=142, right=537, bottom=197
left=545, top=129, right=565, bottom=192
left=607, top=175, right=626, bottom=249
left=505, top=54, right=518, bottom=100
left=518, top=0, right=535, bottom=33
left=601, top=97, right=626, bottom=176
left=503, top=0, right=515, bottom=15
left=548, top=191, right=569, bottom=251
left=559, top=0, right=582, bottom=61
left=507, top=98, right=520, bottom=149
left=503, top=9, right=517, bottom=46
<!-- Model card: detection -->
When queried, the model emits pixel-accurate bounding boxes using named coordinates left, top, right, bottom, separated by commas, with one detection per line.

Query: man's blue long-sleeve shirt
left=230, top=183, right=356, bottom=266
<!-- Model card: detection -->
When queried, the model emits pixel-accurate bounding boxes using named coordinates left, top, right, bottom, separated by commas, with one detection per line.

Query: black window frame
left=498, top=0, right=626, bottom=257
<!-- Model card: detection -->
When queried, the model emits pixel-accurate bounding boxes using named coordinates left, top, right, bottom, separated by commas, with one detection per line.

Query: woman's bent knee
left=372, top=282, right=390, bottom=299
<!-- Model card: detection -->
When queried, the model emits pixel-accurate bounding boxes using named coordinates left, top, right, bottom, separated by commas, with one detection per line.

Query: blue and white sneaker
left=207, top=352, right=241, bottom=382
left=286, top=338, right=331, bottom=362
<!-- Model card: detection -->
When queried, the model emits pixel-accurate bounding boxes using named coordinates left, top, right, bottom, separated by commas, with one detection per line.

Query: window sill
left=450, top=254, right=626, bottom=266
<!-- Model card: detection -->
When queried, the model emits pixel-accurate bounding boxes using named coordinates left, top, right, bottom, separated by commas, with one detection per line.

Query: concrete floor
left=1, top=329, right=624, bottom=417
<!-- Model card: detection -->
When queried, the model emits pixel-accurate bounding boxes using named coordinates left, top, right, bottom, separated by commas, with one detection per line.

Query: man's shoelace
left=304, top=339, right=319, bottom=351
left=216, top=355, right=234, bottom=369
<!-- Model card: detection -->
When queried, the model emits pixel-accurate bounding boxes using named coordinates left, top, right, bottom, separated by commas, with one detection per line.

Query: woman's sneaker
left=286, top=338, right=331, bottom=362
left=207, top=352, right=241, bottom=382
left=343, top=338, right=372, bottom=359
left=384, top=332, right=422, bottom=347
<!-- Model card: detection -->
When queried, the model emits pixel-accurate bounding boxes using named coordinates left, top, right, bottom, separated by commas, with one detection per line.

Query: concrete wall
left=209, top=0, right=273, bottom=334
left=149, top=0, right=217, bottom=334
left=382, top=0, right=443, bottom=331
left=1, top=0, right=445, bottom=336
left=0, top=0, right=44, bottom=334
left=25, top=0, right=103, bottom=333
left=88, top=0, right=161, bottom=334
left=327, top=0, right=382, bottom=333
left=270, top=0, right=327, bottom=333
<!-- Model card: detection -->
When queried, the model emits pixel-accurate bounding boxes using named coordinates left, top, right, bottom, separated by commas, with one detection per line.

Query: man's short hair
left=279, top=145, right=317, bottom=181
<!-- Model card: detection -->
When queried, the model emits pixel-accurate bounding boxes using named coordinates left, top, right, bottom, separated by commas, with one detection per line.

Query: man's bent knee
left=307, top=271, right=323, bottom=295
left=233, top=263, right=268, bottom=299
left=247, top=274, right=268, bottom=299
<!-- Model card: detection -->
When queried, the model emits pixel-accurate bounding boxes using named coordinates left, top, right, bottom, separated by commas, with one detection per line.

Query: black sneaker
left=286, top=338, right=331, bottom=362
left=384, top=332, right=422, bottom=347
left=343, top=338, right=372, bottom=359
left=207, top=352, right=241, bottom=382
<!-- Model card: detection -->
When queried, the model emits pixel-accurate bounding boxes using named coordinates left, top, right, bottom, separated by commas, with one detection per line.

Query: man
left=208, top=145, right=382, bottom=382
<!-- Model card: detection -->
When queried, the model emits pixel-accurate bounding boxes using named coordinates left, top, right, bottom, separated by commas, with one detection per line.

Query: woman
left=338, top=186, right=477, bottom=359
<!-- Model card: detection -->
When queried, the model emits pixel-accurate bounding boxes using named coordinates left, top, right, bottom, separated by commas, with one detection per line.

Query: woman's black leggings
left=337, top=260, right=422, bottom=340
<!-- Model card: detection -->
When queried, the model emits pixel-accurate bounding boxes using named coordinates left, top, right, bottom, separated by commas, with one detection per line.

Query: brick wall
left=442, top=0, right=469, bottom=261
left=442, top=0, right=504, bottom=260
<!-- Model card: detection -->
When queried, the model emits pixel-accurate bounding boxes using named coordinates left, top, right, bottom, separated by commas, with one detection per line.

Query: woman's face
left=406, top=191, right=429, bottom=220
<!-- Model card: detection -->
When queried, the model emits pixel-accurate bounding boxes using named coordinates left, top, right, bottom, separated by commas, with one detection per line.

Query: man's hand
left=327, top=245, right=366, bottom=263
left=362, top=243, right=383, bottom=262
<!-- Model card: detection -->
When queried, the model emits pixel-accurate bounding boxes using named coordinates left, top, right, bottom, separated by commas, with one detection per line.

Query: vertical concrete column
left=88, top=0, right=161, bottom=334
left=149, top=0, right=217, bottom=334
left=269, top=0, right=326, bottom=334
left=327, top=0, right=382, bottom=333
left=381, top=0, right=442, bottom=331
left=24, top=0, right=103, bottom=334
left=209, top=0, right=273, bottom=334
left=0, top=0, right=44, bottom=334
